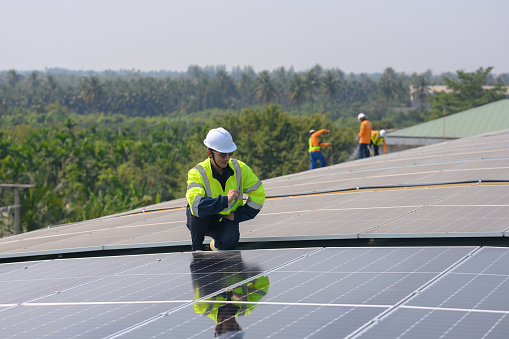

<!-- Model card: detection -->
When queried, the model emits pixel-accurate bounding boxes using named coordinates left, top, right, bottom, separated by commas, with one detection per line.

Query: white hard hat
left=203, top=127, right=237, bottom=153
left=309, top=129, right=316, bottom=135
left=379, top=130, right=386, bottom=138
left=358, top=113, right=366, bottom=120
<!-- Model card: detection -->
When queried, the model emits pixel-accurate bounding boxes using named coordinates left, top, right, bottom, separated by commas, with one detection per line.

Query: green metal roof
left=388, top=99, right=509, bottom=138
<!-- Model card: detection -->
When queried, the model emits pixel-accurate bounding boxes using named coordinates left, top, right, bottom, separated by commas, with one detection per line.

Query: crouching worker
left=186, top=127, right=266, bottom=251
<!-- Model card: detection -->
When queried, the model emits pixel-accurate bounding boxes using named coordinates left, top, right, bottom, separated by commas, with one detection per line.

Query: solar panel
left=362, top=185, right=509, bottom=237
left=0, top=131, right=508, bottom=259
left=1, top=245, right=508, bottom=338
left=357, top=246, right=509, bottom=338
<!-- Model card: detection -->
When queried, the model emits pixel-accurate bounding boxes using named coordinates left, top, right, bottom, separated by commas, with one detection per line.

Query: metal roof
left=388, top=99, right=509, bottom=138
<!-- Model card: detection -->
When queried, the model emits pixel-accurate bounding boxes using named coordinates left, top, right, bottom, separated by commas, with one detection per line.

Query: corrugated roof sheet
left=388, top=99, right=509, bottom=138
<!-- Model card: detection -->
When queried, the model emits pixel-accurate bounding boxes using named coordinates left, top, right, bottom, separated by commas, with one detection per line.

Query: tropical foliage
left=427, top=67, right=507, bottom=120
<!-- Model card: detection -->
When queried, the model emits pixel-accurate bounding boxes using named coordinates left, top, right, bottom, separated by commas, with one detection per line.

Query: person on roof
left=370, top=129, right=387, bottom=156
left=357, top=113, right=372, bottom=159
left=186, top=127, right=266, bottom=251
left=308, top=129, right=331, bottom=169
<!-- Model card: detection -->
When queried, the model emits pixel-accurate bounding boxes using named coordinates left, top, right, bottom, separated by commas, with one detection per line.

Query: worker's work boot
left=209, top=239, right=219, bottom=251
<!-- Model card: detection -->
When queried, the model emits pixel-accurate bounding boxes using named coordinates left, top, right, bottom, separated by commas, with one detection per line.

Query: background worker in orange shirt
left=357, top=113, right=372, bottom=159
left=371, top=129, right=387, bottom=156
left=308, top=129, right=331, bottom=169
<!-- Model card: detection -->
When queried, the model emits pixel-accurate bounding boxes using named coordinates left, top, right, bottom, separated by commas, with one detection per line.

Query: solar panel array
left=0, top=247, right=507, bottom=338
left=0, top=130, right=507, bottom=259
left=0, top=129, right=508, bottom=338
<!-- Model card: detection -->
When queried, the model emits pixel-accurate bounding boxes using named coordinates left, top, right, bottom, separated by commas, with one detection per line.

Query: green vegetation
left=0, top=65, right=507, bottom=235
left=427, top=67, right=507, bottom=120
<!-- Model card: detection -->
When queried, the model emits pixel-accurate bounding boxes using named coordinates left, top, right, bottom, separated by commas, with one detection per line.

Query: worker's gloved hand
left=327, top=130, right=331, bottom=133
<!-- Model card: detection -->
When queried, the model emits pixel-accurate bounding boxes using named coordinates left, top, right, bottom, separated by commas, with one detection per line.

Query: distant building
left=386, top=99, right=509, bottom=152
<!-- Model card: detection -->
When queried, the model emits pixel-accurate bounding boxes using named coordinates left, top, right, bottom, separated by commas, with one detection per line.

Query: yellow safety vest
left=371, top=131, right=384, bottom=146
left=186, top=158, right=265, bottom=217
left=194, top=276, right=270, bottom=321
left=308, top=137, right=320, bottom=153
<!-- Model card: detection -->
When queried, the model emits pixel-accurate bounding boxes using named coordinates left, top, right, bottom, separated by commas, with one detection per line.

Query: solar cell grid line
left=358, top=184, right=472, bottom=235
left=434, top=184, right=509, bottom=206
left=34, top=254, right=197, bottom=304
left=0, top=210, right=188, bottom=256
left=242, top=186, right=473, bottom=240
left=0, top=254, right=192, bottom=338
left=0, top=210, right=176, bottom=251
left=103, top=248, right=323, bottom=339
left=273, top=155, right=508, bottom=185
left=346, top=246, right=484, bottom=338
left=94, top=247, right=477, bottom=339
left=361, top=187, right=509, bottom=237
left=240, top=248, right=386, bottom=337
left=0, top=254, right=176, bottom=305
left=0, top=253, right=181, bottom=313
left=0, top=252, right=201, bottom=338
left=263, top=159, right=508, bottom=197
left=357, top=247, right=509, bottom=338
left=233, top=247, right=473, bottom=338
left=0, top=249, right=312, bottom=339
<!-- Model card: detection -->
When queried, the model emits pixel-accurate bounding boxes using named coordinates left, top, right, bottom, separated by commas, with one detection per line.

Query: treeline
left=0, top=105, right=357, bottom=235
left=2, top=65, right=507, bottom=124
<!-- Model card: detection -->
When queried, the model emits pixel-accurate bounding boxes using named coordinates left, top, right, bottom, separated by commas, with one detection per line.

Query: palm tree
left=27, top=71, right=41, bottom=107
left=213, top=69, right=236, bottom=109
left=238, top=69, right=255, bottom=108
left=287, top=74, right=307, bottom=113
left=378, top=67, right=399, bottom=115
left=7, top=69, right=22, bottom=89
left=45, top=75, right=59, bottom=104
left=322, top=70, right=342, bottom=119
left=411, top=75, right=431, bottom=107
left=305, top=67, right=321, bottom=112
left=81, top=76, right=104, bottom=111
left=187, top=65, right=202, bottom=81
left=255, top=71, right=277, bottom=105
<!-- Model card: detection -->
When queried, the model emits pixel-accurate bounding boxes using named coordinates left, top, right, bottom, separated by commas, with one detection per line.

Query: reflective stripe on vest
left=308, top=137, right=320, bottom=153
left=193, top=159, right=242, bottom=214
left=371, top=132, right=384, bottom=146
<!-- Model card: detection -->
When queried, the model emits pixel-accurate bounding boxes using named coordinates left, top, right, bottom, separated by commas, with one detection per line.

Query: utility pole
left=0, top=184, right=35, bottom=235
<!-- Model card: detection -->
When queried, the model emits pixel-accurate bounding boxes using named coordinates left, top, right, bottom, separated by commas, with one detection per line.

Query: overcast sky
left=2, top=0, right=508, bottom=75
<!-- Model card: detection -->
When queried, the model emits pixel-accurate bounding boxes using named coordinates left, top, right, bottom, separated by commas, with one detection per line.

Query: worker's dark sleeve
left=233, top=204, right=261, bottom=223
left=191, top=195, right=229, bottom=217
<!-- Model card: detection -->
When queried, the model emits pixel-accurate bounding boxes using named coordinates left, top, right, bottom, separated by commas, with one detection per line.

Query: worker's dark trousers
left=186, top=211, right=240, bottom=251
left=370, top=142, right=380, bottom=156
left=358, top=143, right=370, bottom=159
left=309, top=151, right=327, bottom=169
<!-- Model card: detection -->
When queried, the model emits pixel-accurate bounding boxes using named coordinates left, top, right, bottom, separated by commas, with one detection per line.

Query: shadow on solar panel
left=190, top=251, right=270, bottom=338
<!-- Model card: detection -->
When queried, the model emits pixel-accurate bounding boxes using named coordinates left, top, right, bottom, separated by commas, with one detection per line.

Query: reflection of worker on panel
left=190, top=251, right=270, bottom=338
left=370, top=130, right=387, bottom=156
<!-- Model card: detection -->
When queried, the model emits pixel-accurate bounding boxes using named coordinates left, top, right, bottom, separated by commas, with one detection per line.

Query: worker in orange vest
left=371, top=130, right=387, bottom=156
left=308, top=129, right=331, bottom=169
left=357, top=113, right=372, bottom=159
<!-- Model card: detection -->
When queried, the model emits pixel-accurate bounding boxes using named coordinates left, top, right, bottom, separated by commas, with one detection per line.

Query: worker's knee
left=216, top=226, right=240, bottom=250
